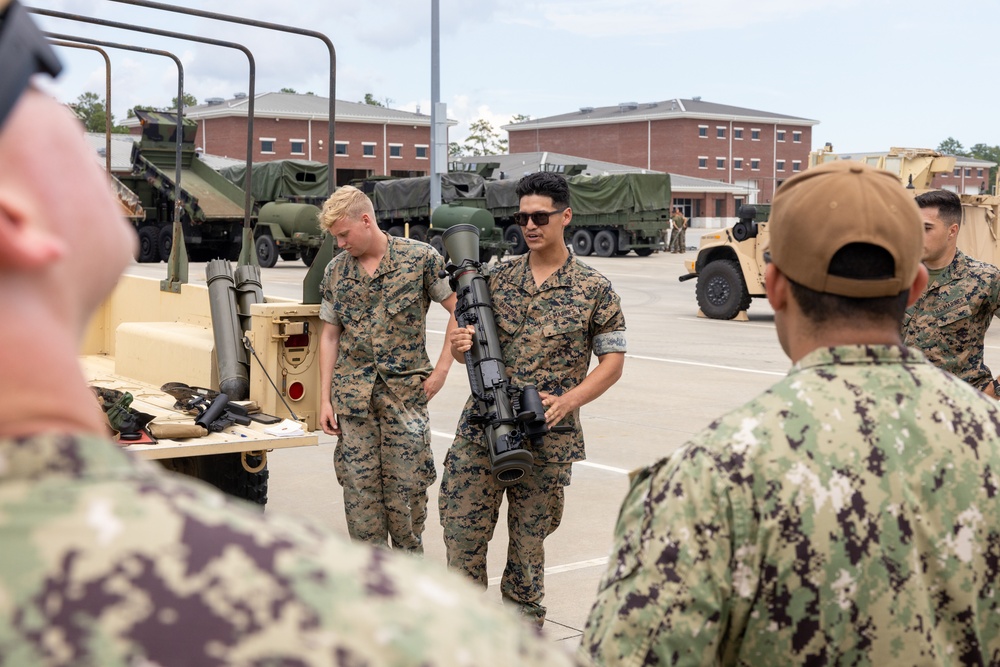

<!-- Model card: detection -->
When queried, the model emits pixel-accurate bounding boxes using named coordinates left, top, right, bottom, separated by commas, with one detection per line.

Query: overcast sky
left=28, top=0, right=1000, bottom=157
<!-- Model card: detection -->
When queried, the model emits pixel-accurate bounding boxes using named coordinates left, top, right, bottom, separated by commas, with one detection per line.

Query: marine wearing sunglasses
left=512, top=207, right=569, bottom=227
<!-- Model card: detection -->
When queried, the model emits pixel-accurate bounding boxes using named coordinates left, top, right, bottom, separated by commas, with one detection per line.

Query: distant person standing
left=669, top=207, right=688, bottom=253
left=902, top=189, right=1000, bottom=395
left=318, top=185, right=457, bottom=552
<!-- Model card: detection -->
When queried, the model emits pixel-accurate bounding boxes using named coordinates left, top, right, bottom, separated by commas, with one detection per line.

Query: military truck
left=485, top=173, right=671, bottom=257
left=218, top=159, right=328, bottom=269
left=119, top=110, right=249, bottom=263
left=681, top=147, right=1000, bottom=320
left=356, top=172, right=509, bottom=262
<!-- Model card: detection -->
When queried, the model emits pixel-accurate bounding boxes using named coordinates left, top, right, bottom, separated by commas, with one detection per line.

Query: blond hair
left=317, top=185, right=375, bottom=232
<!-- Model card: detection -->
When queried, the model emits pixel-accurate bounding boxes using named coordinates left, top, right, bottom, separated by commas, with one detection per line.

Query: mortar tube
left=206, top=259, right=250, bottom=400
left=233, top=263, right=264, bottom=343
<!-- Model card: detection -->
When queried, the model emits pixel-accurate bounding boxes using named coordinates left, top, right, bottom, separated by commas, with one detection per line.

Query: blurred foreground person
left=0, top=3, right=579, bottom=665
left=582, top=161, right=1000, bottom=665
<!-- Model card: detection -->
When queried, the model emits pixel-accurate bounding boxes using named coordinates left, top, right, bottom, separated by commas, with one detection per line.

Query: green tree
left=509, top=113, right=531, bottom=124
left=362, top=92, right=386, bottom=107
left=463, top=118, right=507, bottom=156
left=72, top=91, right=130, bottom=133
left=937, top=136, right=969, bottom=157
left=171, top=93, right=198, bottom=109
left=280, top=87, right=297, bottom=94
left=448, top=141, right=465, bottom=158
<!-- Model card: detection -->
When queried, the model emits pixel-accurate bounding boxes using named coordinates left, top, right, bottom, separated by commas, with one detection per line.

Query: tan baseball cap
left=768, top=160, right=923, bottom=298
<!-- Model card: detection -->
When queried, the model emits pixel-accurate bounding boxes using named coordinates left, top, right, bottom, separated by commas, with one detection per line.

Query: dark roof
left=505, top=98, right=817, bottom=131
left=120, top=92, right=453, bottom=127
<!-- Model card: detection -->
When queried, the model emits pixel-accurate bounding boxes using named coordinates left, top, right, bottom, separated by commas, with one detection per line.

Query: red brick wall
left=510, top=117, right=813, bottom=204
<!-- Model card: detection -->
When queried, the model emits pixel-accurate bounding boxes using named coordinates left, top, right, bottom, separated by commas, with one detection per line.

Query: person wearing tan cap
left=902, top=189, right=1000, bottom=396
left=579, top=161, right=1000, bottom=666
left=0, top=3, right=582, bottom=665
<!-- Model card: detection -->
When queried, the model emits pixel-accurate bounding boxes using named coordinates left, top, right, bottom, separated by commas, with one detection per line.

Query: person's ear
left=0, top=194, right=67, bottom=270
left=560, top=207, right=572, bottom=227
left=906, top=264, right=929, bottom=307
left=765, top=262, right=788, bottom=312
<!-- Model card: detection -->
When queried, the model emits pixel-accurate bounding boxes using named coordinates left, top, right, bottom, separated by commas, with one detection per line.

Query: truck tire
left=255, top=235, right=278, bottom=268
left=634, top=247, right=655, bottom=257
left=387, top=225, right=405, bottom=237
left=696, top=259, right=751, bottom=320
left=409, top=225, right=429, bottom=243
left=594, top=230, right=617, bottom=257
left=571, top=229, right=593, bottom=256
left=280, top=251, right=300, bottom=262
left=137, top=226, right=159, bottom=263
left=157, top=226, right=173, bottom=262
left=302, top=248, right=318, bottom=267
left=429, top=235, right=446, bottom=257
left=504, top=226, right=527, bottom=255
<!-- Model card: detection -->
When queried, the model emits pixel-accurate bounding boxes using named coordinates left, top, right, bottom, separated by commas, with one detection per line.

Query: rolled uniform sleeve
left=582, top=446, right=751, bottom=667
left=424, top=250, right=452, bottom=304
left=591, top=282, right=627, bottom=356
left=319, top=256, right=342, bottom=326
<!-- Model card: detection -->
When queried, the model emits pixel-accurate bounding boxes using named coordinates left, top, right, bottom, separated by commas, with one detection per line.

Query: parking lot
left=124, top=243, right=1000, bottom=649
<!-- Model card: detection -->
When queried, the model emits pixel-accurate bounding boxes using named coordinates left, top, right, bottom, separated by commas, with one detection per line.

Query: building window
left=715, top=199, right=725, bottom=217
left=734, top=158, right=743, bottom=170
left=389, top=143, right=402, bottom=158
left=415, top=144, right=428, bottom=159
left=750, top=159, right=760, bottom=171
left=792, top=160, right=801, bottom=172
left=290, top=139, right=305, bottom=155
left=792, top=131, right=802, bottom=143
left=966, top=168, right=972, bottom=177
left=698, top=125, right=708, bottom=138
left=734, top=128, right=743, bottom=140
left=716, top=157, right=725, bottom=169
left=941, top=171, right=949, bottom=178
left=698, top=156, right=708, bottom=169
left=978, top=168, right=984, bottom=178
left=717, top=126, right=726, bottom=139
left=751, top=129, right=760, bottom=141
left=362, top=142, right=376, bottom=158
left=777, top=130, right=786, bottom=142
left=776, top=159, right=785, bottom=171
left=260, top=137, right=275, bottom=154
left=954, top=168, right=961, bottom=176
left=335, top=141, right=348, bottom=156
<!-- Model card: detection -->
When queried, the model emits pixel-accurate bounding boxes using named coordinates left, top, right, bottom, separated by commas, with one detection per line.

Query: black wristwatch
left=992, top=378, right=1000, bottom=398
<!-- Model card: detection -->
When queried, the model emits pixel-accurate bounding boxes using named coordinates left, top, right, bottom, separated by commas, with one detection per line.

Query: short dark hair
left=915, top=189, right=962, bottom=227
left=788, top=243, right=909, bottom=324
left=515, top=172, right=570, bottom=208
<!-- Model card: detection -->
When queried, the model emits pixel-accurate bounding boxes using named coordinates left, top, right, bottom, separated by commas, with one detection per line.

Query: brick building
left=122, top=92, right=450, bottom=186
left=505, top=98, right=817, bottom=210
left=933, top=156, right=997, bottom=194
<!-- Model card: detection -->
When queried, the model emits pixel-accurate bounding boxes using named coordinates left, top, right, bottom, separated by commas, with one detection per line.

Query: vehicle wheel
left=616, top=249, right=631, bottom=256
left=409, top=225, right=429, bottom=242
left=429, top=234, right=446, bottom=257
left=696, top=259, right=750, bottom=320
left=571, top=229, right=593, bottom=256
left=136, top=226, right=159, bottom=263
left=387, top=225, right=405, bottom=237
left=594, top=230, right=617, bottom=257
left=504, top=226, right=527, bottom=254
left=157, top=226, right=173, bottom=262
left=634, top=247, right=655, bottom=257
left=280, top=251, right=300, bottom=261
left=255, top=235, right=278, bottom=268
left=160, top=452, right=268, bottom=507
left=302, top=247, right=318, bottom=267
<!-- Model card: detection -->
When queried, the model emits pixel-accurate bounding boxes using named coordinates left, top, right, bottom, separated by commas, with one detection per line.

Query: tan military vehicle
left=681, top=147, right=1000, bottom=319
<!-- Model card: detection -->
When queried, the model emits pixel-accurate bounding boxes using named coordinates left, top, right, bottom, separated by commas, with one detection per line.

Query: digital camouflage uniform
left=320, top=234, right=451, bottom=552
left=581, top=345, right=1000, bottom=666
left=0, top=433, right=582, bottom=667
left=440, top=253, right=626, bottom=625
left=669, top=213, right=687, bottom=253
left=902, top=249, right=1000, bottom=390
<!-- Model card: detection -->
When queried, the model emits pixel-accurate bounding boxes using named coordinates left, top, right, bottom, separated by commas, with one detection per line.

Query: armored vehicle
left=681, top=147, right=1000, bottom=320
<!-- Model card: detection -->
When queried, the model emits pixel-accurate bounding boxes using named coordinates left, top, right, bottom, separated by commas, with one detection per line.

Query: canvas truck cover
left=567, top=173, right=672, bottom=214
left=219, top=159, right=329, bottom=202
left=372, top=173, right=486, bottom=211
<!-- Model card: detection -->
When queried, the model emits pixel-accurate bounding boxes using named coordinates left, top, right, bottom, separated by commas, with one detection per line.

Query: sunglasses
left=512, top=207, right=568, bottom=227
